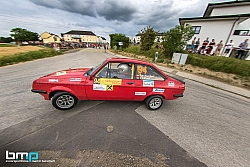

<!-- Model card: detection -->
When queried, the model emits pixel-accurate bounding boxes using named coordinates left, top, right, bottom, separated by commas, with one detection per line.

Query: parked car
left=31, top=58, right=185, bottom=110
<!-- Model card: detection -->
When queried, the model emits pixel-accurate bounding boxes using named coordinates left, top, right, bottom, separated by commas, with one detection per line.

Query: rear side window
left=135, top=64, right=164, bottom=81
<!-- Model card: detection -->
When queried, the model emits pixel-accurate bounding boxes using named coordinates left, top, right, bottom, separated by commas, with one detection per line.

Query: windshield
left=87, top=60, right=106, bottom=76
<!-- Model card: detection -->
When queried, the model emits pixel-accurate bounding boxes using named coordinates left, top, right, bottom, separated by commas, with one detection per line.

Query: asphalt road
left=0, top=48, right=249, bottom=167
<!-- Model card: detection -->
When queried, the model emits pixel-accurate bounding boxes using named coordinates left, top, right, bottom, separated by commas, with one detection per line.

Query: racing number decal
left=106, top=85, right=113, bottom=91
left=137, top=66, right=147, bottom=74
left=94, top=78, right=100, bottom=84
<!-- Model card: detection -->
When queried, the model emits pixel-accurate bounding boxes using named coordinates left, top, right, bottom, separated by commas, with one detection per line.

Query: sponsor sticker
left=94, top=78, right=100, bottom=84
left=168, top=81, right=175, bottom=86
left=143, top=80, right=154, bottom=87
left=93, top=84, right=106, bottom=91
left=135, top=92, right=146, bottom=96
left=100, top=78, right=122, bottom=85
left=153, top=88, right=165, bottom=92
left=48, top=79, right=58, bottom=82
left=55, top=71, right=66, bottom=76
left=70, top=78, right=82, bottom=82
left=106, top=85, right=113, bottom=91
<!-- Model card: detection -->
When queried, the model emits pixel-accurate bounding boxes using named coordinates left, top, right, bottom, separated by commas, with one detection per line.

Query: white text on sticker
left=153, top=88, right=165, bottom=92
left=135, top=92, right=146, bottom=96
left=143, top=80, right=154, bottom=87
left=70, top=78, right=82, bottom=82
left=93, top=84, right=106, bottom=91
left=48, top=79, right=58, bottom=82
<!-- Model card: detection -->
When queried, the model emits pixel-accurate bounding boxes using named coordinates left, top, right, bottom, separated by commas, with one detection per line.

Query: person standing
left=215, top=40, right=223, bottom=56
left=194, top=38, right=200, bottom=53
left=200, top=37, right=209, bottom=54
left=113, top=45, right=117, bottom=54
left=235, top=39, right=249, bottom=59
left=223, top=40, right=234, bottom=56
left=191, top=37, right=196, bottom=53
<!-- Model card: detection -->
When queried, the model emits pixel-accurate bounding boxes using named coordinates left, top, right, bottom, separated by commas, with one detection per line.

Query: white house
left=135, top=32, right=165, bottom=44
left=179, top=0, right=250, bottom=57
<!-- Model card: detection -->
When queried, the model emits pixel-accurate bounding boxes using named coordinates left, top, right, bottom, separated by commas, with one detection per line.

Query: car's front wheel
left=145, top=95, right=163, bottom=110
left=52, top=92, right=78, bottom=110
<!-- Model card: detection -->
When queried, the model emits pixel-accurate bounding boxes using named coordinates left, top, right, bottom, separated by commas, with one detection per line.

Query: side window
left=95, top=63, right=134, bottom=79
left=95, top=63, right=108, bottom=78
left=135, top=64, right=164, bottom=81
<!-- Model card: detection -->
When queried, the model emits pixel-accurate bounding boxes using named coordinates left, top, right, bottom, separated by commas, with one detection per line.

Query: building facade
left=179, top=1, right=250, bottom=52
left=40, top=32, right=61, bottom=44
left=135, top=33, right=165, bottom=44
left=61, top=30, right=99, bottom=43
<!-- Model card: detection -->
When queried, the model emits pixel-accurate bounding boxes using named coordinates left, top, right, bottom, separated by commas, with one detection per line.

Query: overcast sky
left=0, top=0, right=233, bottom=41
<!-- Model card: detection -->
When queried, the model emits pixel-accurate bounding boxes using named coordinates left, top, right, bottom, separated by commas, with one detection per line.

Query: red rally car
left=31, top=58, right=185, bottom=110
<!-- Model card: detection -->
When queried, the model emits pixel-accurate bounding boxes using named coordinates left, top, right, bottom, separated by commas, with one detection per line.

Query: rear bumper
left=173, top=94, right=183, bottom=97
left=31, top=89, right=47, bottom=94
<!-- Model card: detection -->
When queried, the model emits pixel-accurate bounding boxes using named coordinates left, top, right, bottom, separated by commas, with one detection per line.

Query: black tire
left=145, top=95, right=163, bottom=110
left=52, top=92, right=78, bottom=110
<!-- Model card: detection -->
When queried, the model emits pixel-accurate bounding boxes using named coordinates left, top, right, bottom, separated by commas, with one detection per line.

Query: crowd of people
left=188, top=37, right=249, bottom=59
left=44, top=42, right=109, bottom=50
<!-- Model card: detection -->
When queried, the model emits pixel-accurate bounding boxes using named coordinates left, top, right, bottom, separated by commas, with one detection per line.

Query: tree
left=10, top=28, right=39, bottom=43
left=109, top=33, right=130, bottom=49
left=0, top=37, right=13, bottom=43
left=139, top=26, right=158, bottom=51
left=162, top=24, right=194, bottom=58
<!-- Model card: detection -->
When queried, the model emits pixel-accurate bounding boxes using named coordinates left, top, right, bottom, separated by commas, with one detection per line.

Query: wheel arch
left=49, top=86, right=76, bottom=100
left=144, top=94, right=165, bottom=101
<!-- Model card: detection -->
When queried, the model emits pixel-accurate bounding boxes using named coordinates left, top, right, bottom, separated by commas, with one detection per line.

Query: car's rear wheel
left=52, top=92, right=78, bottom=110
left=145, top=95, right=163, bottom=110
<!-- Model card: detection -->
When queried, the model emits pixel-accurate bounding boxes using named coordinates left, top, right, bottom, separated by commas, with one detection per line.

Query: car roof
left=106, top=57, right=153, bottom=66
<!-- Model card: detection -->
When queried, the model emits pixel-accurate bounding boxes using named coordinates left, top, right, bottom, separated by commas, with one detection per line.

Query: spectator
left=113, top=45, right=117, bottom=54
left=106, top=42, right=109, bottom=50
left=160, top=44, right=163, bottom=49
left=155, top=44, right=159, bottom=49
left=204, top=46, right=213, bottom=56
left=235, top=39, right=249, bottom=59
left=209, top=39, right=216, bottom=50
left=215, top=40, right=223, bottom=56
left=191, top=37, right=196, bottom=53
left=200, top=37, right=209, bottom=54
left=223, top=40, right=234, bottom=56
left=194, top=38, right=200, bottom=53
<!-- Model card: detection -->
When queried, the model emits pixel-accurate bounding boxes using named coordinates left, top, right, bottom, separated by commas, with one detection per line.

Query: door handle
left=126, top=82, right=134, bottom=85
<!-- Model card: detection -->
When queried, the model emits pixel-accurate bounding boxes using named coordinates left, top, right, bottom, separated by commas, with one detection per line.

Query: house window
left=233, top=30, right=249, bottom=36
left=192, top=26, right=201, bottom=34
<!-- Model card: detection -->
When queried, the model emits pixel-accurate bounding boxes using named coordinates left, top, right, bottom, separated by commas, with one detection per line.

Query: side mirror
left=89, top=75, right=92, bottom=80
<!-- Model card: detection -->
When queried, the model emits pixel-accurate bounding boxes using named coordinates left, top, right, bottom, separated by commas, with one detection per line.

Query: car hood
left=44, top=68, right=91, bottom=77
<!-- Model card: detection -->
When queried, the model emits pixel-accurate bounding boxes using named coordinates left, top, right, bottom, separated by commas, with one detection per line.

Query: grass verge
left=0, top=49, right=63, bottom=67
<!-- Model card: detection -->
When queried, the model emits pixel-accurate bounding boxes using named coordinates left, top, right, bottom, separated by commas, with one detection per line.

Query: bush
left=186, top=54, right=250, bottom=76
left=124, top=44, right=250, bottom=77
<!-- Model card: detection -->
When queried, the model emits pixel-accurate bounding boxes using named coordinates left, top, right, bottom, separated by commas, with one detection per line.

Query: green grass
left=0, top=49, right=63, bottom=67
left=186, top=54, right=250, bottom=77
left=124, top=44, right=250, bottom=77
left=0, top=43, right=16, bottom=47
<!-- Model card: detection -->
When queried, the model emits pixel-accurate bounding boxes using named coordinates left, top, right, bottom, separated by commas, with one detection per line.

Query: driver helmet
left=117, top=64, right=129, bottom=73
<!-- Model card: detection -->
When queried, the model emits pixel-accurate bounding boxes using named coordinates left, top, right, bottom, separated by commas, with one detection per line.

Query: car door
left=134, top=64, right=166, bottom=100
left=85, top=62, right=135, bottom=100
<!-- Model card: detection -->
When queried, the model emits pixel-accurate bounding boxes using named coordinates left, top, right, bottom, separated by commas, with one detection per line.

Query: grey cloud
left=29, top=0, right=137, bottom=22
left=95, top=0, right=137, bottom=22
left=29, top=0, right=97, bottom=17
left=134, top=1, right=177, bottom=31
